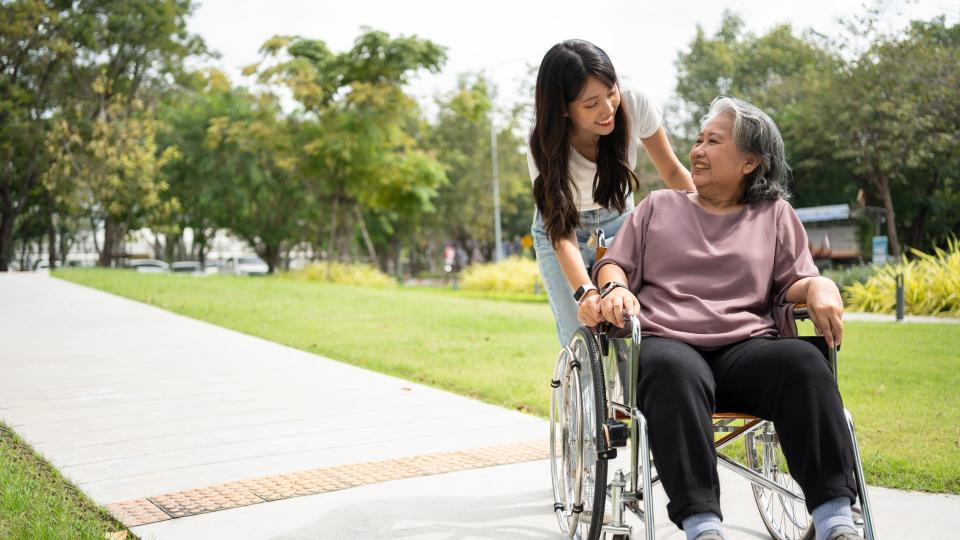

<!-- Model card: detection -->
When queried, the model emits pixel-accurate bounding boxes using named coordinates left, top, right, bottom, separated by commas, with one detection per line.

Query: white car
left=130, top=259, right=169, bottom=273
left=222, top=256, right=269, bottom=276
left=171, top=261, right=206, bottom=275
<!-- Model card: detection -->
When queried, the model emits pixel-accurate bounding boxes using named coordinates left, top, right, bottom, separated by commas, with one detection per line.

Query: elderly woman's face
left=689, top=113, right=757, bottom=196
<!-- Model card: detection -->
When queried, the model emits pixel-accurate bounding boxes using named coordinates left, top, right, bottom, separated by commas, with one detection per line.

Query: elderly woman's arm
left=595, top=263, right=640, bottom=328
left=785, top=276, right=844, bottom=348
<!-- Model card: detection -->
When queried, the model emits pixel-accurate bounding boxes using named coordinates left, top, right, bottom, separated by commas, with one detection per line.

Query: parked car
left=171, top=261, right=205, bottom=275
left=221, top=256, right=269, bottom=276
left=129, top=259, right=169, bottom=273
left=203, top=261, right=222, bottom=275
left=33, top=260, right=58, bottom=272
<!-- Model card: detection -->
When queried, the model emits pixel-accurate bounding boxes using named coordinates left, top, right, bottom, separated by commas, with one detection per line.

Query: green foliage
left=822, top=264, right=876, bottom=290
left=460, top=256, right=544, bottom=294
left=844, top=238, right=960, bottom=316
left=0, top=0, right=205, bottom=269
left=248, top=29, right=449, bottom=268
left=673, top=12, right=960, bottom=256
left=284, top=261, right=395, bottom=288
left=427, top=74, right=534, bottom=253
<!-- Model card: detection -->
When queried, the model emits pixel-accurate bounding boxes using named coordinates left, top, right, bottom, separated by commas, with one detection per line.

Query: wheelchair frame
left=549, top=313, right=878, bottom=540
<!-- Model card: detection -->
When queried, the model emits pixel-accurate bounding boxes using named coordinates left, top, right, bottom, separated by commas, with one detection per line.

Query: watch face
left=574, top=285, right=594, bottom=302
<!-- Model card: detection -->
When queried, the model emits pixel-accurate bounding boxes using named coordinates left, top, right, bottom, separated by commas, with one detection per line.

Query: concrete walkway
left=1, top=273, right=957, bottom=539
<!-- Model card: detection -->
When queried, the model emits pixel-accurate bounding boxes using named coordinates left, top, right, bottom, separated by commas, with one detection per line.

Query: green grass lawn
left=53, top=269, right=960, bottom=494
left=0, top=422, right=132, bottom=539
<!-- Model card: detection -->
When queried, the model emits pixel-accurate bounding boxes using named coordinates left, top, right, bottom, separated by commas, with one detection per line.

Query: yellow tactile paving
left=105, top=439, right=549, bottom=528
left=103, top=498, right=172, bottom=527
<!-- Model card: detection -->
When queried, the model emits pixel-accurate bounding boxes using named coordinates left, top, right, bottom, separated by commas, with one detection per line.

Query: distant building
left=795, top=204, right=861, bottom=262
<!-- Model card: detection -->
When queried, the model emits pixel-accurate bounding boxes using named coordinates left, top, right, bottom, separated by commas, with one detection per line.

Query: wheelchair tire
left=549, top=327, right=609, bottom=540
left=745, top=424, right=813, bottom=540
left=571, top=327, right=609, bottom=540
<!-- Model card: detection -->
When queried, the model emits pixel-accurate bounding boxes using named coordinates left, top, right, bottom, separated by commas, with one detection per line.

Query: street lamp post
left=490, top=113, right=503, bottom=262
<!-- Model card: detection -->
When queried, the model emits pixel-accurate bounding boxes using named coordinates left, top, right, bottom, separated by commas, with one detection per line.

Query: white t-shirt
left=527, top=88, right=663, bottom=211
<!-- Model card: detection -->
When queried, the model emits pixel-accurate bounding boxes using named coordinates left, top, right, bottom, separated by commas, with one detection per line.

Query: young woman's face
left=688, top=113, right=757, bottom=196
left=567, top=76, right=621, bottom=139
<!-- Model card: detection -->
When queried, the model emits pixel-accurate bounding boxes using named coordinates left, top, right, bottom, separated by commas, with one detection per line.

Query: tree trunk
left=260, top=242, right=280, bottom=274
left=19, top=237, right=30, bottom=270
left=197, top=229, right=209, bottom=268
left=872, top=171, right=901, bottom=259
left=90, top=215, right=101, bottom=257
left=354, top=205, right=380, bottom=270
left=59, top=222, right=72, bottom=266
left=47, top=214, right=57, bottom=269
left=0, top=205, right=15, bottom=272
left=327, top=196, right=339, bottom=262
left=99, top=218, right=115, bottom=267
left=910, top=170, right=940, bottom=250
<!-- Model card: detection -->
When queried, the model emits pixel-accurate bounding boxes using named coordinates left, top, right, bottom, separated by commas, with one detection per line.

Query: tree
left=0, top=1, right=76, bottom=271
left=202, top=93, right=307, bottom=273
left=0, top=0, right=204, bottom=270
left=44, top=99, right=179, bottom=266
left=427, top=75, right=532, bottom=262
left=824, top=16, right=960, bottom=255
left=248, top=29, right=448, bottom=270
left=156, top=69, right=251, bottom=266
left=673, top=11, right=960, bottom=255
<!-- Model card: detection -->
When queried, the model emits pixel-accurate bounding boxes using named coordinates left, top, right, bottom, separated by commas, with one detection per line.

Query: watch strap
left=599, top=281, right=627, bottom=299
left=574, top=283, right=598, bottom=304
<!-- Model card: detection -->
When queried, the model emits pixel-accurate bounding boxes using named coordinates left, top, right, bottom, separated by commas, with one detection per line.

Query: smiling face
left=567, top=76, right=621, bottom=141
left=689, top=112, right=758, bottom=199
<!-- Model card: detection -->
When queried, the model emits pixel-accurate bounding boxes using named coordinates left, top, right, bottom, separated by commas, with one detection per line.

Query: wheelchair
left=548, top=235, right=878, bottom=540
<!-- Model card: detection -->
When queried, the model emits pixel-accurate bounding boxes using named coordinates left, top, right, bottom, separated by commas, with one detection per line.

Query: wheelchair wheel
left=745, top=424, right=812, bottom=540
left=549, top=327, right=608, bottom=540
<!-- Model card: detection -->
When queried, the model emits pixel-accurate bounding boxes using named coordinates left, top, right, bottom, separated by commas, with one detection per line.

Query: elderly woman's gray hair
left=702, top=96, right=792, bottom=202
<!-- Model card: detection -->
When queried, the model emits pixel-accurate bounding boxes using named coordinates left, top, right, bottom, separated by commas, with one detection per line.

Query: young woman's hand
left=805, top=276, right=844, bottom=348
left=600, top=287, right=640, bottom=328
left=577, top=291, right=604, bottom=327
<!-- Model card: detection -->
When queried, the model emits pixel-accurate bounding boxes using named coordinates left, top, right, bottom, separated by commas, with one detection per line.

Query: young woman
left=528, top=39, right=695, bottom=346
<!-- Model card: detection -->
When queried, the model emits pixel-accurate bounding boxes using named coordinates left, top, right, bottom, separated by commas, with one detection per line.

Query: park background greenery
left=2, top=2, right=958, bottom=277
left=1, top=1, right=959, bottom=536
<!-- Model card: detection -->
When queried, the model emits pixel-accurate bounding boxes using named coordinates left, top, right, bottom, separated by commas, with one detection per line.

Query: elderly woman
left=587, top=97, right=860, bottom=540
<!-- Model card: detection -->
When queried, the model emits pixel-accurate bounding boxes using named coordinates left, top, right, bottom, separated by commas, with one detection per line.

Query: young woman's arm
left=553, top=233, right=605, bottom=326
left=640, top=127, right=696, bottom=191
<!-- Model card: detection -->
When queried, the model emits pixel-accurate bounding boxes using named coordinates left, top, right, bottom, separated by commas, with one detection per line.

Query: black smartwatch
left=573, top=284, right=598, bottom=304
left=599, top=281, right=628, bottom=299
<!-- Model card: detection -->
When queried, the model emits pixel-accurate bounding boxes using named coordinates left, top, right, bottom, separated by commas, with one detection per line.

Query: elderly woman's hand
left=600, top=287, right=640, bottom=328
left=805, top=276, right=844, bottom=348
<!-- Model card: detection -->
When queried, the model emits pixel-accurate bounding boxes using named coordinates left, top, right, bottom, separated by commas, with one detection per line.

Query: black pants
left=637, top=337, right=858, bottom=527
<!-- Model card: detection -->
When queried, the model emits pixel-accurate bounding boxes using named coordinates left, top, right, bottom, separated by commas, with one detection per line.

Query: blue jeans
left=532, top=203, right=634, bottom=347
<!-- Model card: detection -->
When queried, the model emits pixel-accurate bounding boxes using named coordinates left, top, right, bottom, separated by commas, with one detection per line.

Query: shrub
left=844, top=238, right=960, bottom=316
left=823, top=264, right=875, bottom=289
left=285, top=262, right=395, bottom=288
left=460, top=256, right=545, bottom=294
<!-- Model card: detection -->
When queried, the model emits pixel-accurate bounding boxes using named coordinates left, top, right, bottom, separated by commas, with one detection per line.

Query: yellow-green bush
left=285, top=261, right=395, bottom=288
left=460, top=256, right=544, bottom=294
left=844, top=238, right=960, bottom=316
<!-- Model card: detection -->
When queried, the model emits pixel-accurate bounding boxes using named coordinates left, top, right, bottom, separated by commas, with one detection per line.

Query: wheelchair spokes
left=745, top=425, right=812, bottom=540
left=550, top=329, right=609, bottom=540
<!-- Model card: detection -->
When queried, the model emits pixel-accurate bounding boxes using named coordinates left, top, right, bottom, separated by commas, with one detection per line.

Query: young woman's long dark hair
left=530, top=40, right=638, bottom=246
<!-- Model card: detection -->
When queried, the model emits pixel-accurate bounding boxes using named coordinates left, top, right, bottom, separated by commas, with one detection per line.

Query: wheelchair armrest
left=792, top=303, right=809, bottom=321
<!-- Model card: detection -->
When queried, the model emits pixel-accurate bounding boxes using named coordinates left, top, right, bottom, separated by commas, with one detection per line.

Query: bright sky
left=188, top=0, right=958, bottom=121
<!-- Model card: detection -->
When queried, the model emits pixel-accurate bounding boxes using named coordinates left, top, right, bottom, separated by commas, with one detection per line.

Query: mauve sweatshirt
left=592, top=189, right=819, bottom=349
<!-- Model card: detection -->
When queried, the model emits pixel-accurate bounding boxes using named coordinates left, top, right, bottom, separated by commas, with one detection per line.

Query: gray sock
left=682, top=512, right=725, bottom=540
left=812, top=497, right=855, bottom=540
